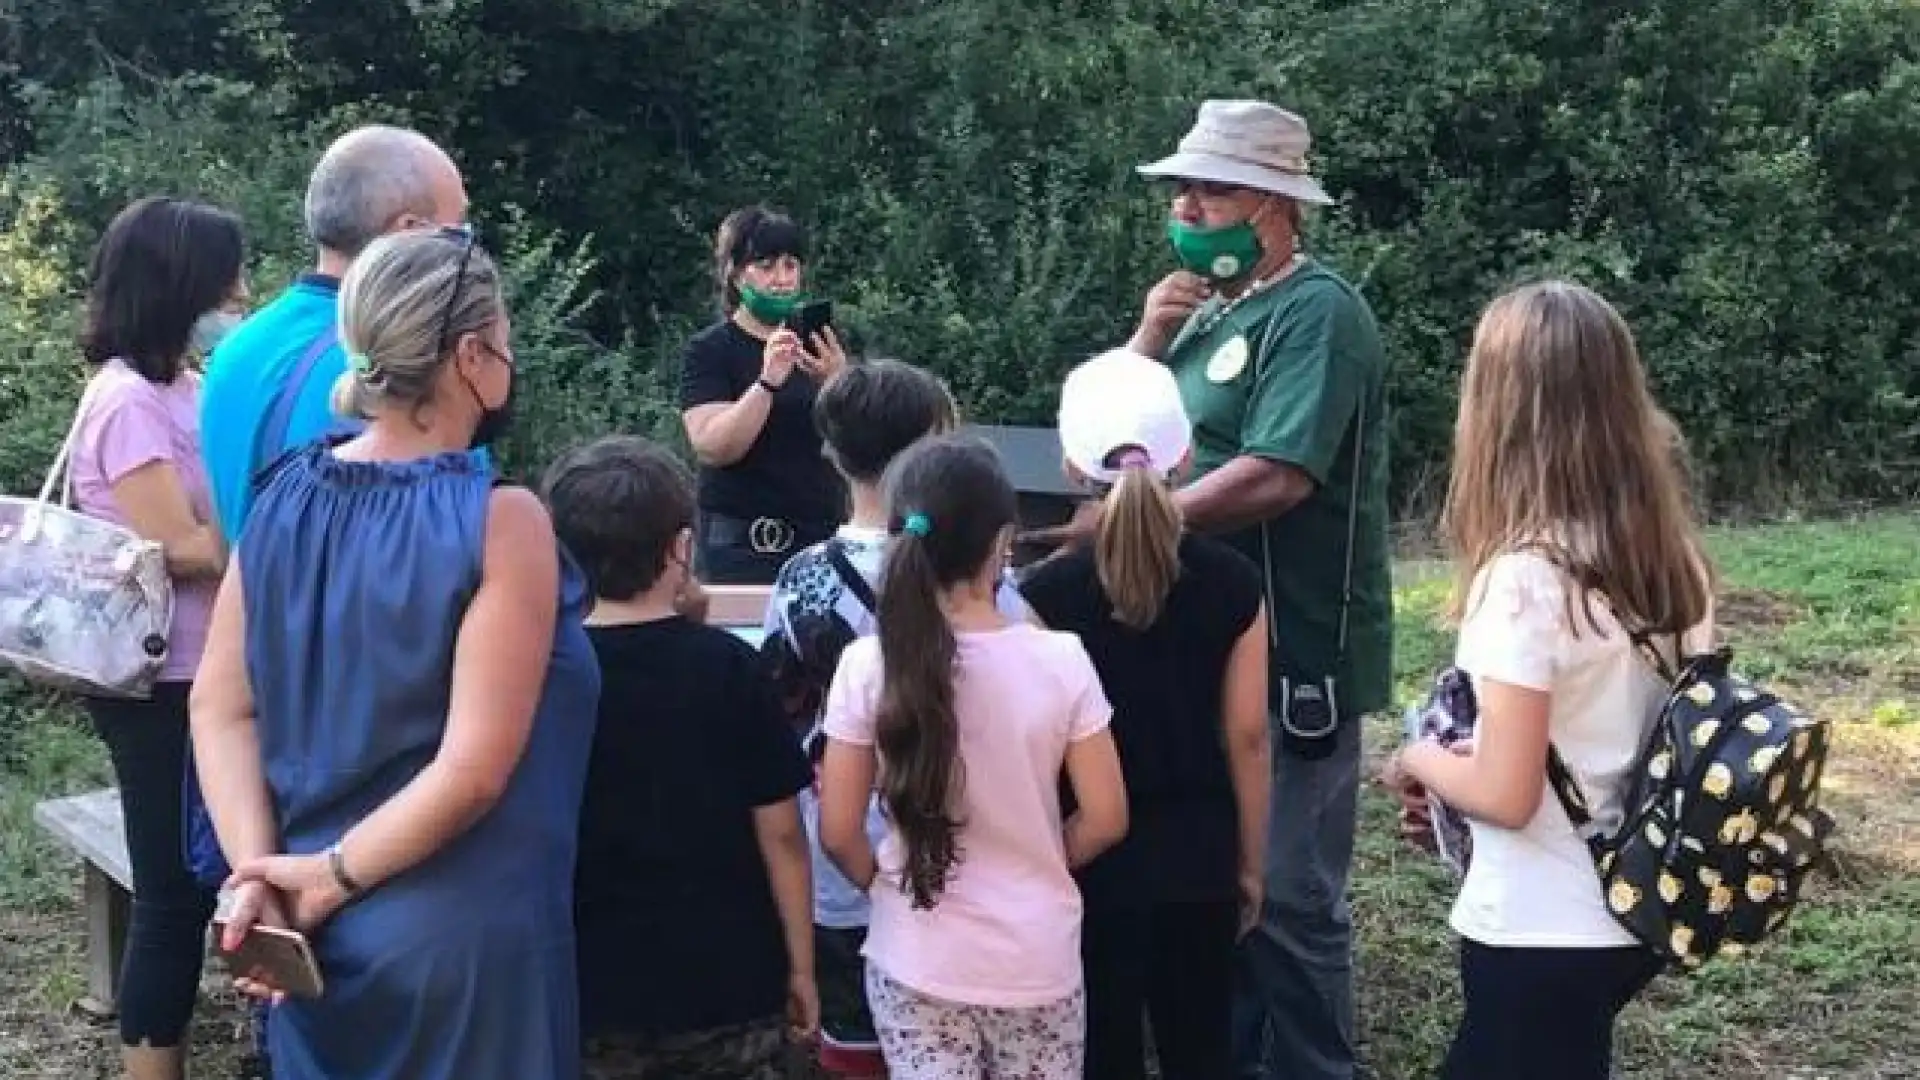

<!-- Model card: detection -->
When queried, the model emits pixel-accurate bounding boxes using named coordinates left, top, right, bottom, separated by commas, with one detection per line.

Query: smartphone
left=788, top=299, right=834, bottom=343
left=214, top=920, right=326, bottom=999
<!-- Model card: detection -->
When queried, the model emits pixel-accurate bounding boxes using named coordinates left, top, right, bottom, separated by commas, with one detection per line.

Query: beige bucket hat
left=1137, top=99, right=1334, bottom=206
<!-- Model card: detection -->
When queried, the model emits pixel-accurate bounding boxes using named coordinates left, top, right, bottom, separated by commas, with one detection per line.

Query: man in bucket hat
left=1033, top=100, right=1392, bottom=1080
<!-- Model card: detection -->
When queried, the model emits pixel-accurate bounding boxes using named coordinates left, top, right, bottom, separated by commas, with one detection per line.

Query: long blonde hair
left=1094, top=451, right=1183, bottom=629
left=1443, top=281, right=1713, bottom=635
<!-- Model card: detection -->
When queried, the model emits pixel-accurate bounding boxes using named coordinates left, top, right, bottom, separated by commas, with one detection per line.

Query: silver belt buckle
left=748, top=517, right=796, bottom=555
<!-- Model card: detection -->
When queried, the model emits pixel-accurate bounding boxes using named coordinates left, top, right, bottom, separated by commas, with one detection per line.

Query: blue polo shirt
left=201, top=274, right=353, bottom=542
left=201, top=272, right=491, bottom=541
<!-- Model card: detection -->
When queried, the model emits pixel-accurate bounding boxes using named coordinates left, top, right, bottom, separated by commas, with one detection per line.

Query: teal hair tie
left=347, top=351, right=373, bottom=374
left=902, top=512, right=932, bottom=537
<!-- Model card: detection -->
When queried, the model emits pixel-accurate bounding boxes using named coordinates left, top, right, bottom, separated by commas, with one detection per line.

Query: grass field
left=3, top=515, right=1916, bottom=1079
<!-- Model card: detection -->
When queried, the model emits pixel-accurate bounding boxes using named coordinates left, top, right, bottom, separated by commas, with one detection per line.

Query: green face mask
left=738, top=283, right=803, bottom=324
left=1166, top=217, right=1264, bottom=282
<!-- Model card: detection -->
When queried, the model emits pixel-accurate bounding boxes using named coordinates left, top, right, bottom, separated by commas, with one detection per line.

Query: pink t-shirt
left=823, top=622, right=1113, bottom=1008
left=69, top=360, right=216, bottom=682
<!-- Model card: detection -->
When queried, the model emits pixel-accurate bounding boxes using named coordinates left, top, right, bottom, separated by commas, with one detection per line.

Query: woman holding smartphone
left=679, top=205, right=849, bottom=585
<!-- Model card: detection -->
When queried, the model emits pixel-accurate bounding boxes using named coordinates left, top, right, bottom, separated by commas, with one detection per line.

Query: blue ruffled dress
left=237, top=445, right=600, bottom=1079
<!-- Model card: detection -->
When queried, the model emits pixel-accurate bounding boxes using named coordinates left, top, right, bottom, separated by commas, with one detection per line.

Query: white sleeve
left=1454, top=553, right=1569, bottom=693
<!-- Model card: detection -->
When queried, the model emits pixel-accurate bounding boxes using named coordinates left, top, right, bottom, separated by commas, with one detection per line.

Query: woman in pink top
left=818, top=434, right=1129, bottom=1079
left=67, top=195, right=247, bottom=1080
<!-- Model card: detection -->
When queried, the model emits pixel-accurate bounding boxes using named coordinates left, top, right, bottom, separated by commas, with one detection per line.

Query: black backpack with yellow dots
left=1548, top=639, right=1835, bottom=970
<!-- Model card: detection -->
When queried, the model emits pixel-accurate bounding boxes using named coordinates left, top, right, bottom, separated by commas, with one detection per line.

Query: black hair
left=82, top=196, right=245, bottom=383
left=872, top=433, right=1020, bottom=909
left=542, top=436, right=696, bottom=602
left=814, top=359, right=958, bottom=484
left=713, top=205, right=808, bottom=313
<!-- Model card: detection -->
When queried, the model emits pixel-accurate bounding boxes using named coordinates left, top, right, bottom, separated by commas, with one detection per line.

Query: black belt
left=701, top=512, right=828, bottom=557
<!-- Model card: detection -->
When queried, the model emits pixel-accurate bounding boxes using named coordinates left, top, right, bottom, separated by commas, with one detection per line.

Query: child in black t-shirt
left=543, top=436, right=817, bottom=1080
left=1020, top=349, right=1272, bottom=1080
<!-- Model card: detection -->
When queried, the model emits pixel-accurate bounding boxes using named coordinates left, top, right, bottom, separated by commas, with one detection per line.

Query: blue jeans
left=1233, top=712, right=1362, bottom=1080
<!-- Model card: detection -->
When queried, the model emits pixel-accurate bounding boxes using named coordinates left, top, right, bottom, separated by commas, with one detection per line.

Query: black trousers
left=1441, top=939, right=1662, bottom=1080
left=82, top=682, right=218, bottom=1048
left=1083, top=899, right=1240, bottom=1080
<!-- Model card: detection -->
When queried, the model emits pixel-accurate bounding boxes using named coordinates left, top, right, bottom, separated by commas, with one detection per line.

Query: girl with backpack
left=1381, top=281, right=1716, bottom=1080
left=816, top=433, right=1129, bottom=1079
left=1018, top=349, right=1271, bottom=1080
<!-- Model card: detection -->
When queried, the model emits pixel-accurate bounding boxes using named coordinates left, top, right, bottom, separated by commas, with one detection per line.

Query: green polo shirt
left=1166, top=259, right=1394, bottom=715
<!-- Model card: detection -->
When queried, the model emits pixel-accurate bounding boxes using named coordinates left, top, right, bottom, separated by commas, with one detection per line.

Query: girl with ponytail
left=1020, top=348, right=1273, bottom=1080
left=817, top=433, right=1127, bottom=1079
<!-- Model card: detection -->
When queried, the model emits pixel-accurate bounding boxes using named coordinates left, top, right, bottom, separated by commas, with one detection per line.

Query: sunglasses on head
left=436, top=223, right=478, bottom=359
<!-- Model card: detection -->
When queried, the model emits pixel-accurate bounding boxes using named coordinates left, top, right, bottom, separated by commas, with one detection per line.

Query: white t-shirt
left=1448, top=550, right=1710, bottom=948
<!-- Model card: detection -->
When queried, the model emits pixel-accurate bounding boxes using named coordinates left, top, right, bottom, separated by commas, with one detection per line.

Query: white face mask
left=190, top=310, right=244, bottom=356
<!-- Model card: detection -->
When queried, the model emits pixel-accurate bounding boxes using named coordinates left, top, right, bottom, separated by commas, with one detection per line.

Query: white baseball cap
left=1057, top=349, right=1193, bottom=485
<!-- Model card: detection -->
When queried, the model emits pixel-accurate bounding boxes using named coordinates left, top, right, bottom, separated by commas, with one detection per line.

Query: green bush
left=0, top=171, right=87, bottom=499
left=1, top=0, right=1916, bottom=510
left=0, top=73, right=651, bottom=493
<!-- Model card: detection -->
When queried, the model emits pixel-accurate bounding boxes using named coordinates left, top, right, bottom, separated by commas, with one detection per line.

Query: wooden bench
left=33, top=786, right=131, bottom=1021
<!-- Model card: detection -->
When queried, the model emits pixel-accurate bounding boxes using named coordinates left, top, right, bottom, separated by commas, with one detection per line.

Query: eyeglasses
left=436, top=223, right=478, bottom=360
left=1171, top=179, right=1244, bottom=200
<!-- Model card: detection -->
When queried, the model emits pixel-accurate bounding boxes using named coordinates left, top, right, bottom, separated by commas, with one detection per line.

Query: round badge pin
left=1206, top=335, right=1250, bottom=383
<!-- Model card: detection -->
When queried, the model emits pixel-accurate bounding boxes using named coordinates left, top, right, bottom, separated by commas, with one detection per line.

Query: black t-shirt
left=575, top=617, right=811, bottom=1037
left=677, top=319, right=844, bottom=524
left=1020, top=534, right=1263, bottom=907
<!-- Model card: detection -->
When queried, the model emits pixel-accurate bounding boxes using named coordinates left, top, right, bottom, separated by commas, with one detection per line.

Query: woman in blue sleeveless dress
left=188, top=227, right=600, bottom=1080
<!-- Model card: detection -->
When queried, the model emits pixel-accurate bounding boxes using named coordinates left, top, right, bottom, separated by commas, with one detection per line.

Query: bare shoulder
left=484, top=486, right=556, bottom=561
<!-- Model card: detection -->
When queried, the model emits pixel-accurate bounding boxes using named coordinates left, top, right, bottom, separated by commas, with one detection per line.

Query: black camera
left=1279, top=675, right=1341, bottom=760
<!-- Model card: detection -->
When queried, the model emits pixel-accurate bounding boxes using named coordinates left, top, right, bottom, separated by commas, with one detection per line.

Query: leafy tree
left=1, top=0, right=1915, bottom=510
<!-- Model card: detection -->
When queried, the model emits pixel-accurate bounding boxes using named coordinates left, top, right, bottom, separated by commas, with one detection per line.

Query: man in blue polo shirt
left=201, top=124, right=470, bottom=541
